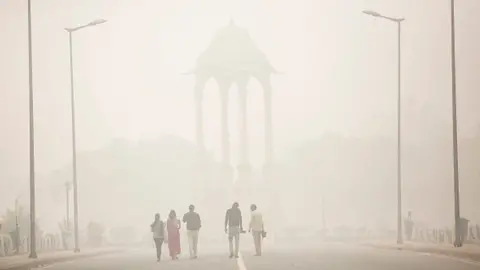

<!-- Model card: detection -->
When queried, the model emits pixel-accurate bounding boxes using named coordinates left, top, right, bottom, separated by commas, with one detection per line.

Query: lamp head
left=363, top=10, right=382, bottom=17
left=88, top=19, right=107, bottom=26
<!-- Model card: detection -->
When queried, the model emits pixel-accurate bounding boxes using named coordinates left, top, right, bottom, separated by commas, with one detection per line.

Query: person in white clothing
left=249, top=204, right=264, bottom=256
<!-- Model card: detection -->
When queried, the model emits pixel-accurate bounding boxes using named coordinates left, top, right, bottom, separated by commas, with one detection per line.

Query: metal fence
left=0, top=234, right=63, bottom=257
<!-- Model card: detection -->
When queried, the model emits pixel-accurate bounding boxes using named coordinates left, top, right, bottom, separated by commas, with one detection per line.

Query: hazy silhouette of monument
left=186, top=20, right=277, bottom=184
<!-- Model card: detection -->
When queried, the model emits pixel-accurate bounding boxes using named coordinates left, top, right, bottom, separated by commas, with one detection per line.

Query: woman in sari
left=167, top=210, right=181, bottom=260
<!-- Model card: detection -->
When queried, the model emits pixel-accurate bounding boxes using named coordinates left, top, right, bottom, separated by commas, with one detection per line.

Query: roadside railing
left=0, top=234, right=64, bottom=257
left=324, top=223, right=480, bottom=246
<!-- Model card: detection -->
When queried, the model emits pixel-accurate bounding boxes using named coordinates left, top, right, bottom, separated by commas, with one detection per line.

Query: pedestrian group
left=150, top=202, right=265, bottom=262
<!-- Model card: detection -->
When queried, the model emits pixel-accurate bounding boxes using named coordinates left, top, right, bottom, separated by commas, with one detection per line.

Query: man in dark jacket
left=225, top=202, right=243, bottom=258
left=183, top=204, right=201, bottom=259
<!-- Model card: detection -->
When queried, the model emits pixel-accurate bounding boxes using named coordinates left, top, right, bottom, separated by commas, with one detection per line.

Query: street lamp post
left=363, top=10, right=405, bottom=245
left=321, top=194, right=326, bottom=235
left=65, top=182, right=72, bottom=228
left=14, top=197, right=21, bottom=254
left=27, top=0, right=37, bottom=259
left=65, top=19, right=107, bottom=253
left=450, top=0, right=462, bottom=248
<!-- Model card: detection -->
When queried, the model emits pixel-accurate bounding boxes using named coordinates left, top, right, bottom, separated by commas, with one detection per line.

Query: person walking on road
left=225, top=202, right=244, bottom=258
left=167, top=210, right=181, bottom=260
left=249, top=204, right=265, bottom=256
left=151, top=213, right=165, bottom=262
left=182, top=204, right=202, bottom=259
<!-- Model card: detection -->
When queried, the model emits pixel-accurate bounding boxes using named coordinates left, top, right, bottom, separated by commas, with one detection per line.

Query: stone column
left=218, top=78, right=233, bottom=181
left=193, top=76, right=209, bottom=204
left=262, top=76, right=274, bottom=168
left=237, top=80, right=251, bottom=183
left=194, top=77, right=206, bottom=152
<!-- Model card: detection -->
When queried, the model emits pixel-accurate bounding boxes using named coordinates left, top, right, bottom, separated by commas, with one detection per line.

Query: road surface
left=32, top=243, right=480, bottom=270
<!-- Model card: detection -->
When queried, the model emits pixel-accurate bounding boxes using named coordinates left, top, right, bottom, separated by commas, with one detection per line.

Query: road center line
left=237, top=252, right=248, bottom=270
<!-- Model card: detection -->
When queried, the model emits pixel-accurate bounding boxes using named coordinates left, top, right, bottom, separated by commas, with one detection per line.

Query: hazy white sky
left=1, top=0, right=479, bottom=182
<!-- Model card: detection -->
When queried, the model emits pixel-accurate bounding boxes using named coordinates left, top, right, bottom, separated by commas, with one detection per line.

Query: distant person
left=182, top=204, right=202, bottom=259
left=249, top=204, right=265, bottom=256
left=167, top=210, right=181, bottom=260
left=225, top=202, right=244, bottom=258
left=404, top=211, right=414, bottom=241
left=150, top=213, right=165, bottom=262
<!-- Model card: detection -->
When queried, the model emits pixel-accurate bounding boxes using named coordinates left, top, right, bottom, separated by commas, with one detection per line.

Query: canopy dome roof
left=194, top=20, right=276, bottom=77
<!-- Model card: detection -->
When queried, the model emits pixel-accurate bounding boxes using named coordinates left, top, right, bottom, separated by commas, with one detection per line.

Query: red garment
left=167, top=218, right=181, bottom=258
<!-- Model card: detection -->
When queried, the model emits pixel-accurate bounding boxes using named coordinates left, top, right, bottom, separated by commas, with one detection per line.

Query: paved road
left=31, top=244, right=480, bottom=270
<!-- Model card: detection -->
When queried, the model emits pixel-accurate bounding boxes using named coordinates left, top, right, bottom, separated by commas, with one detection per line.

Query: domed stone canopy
left=193, top=20, right=277, bottom=80
left=190, top=20, right=275, bottom=185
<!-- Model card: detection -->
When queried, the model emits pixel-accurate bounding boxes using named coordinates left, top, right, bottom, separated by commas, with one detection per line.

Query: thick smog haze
left=1, top=1, right=480, bottom=266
